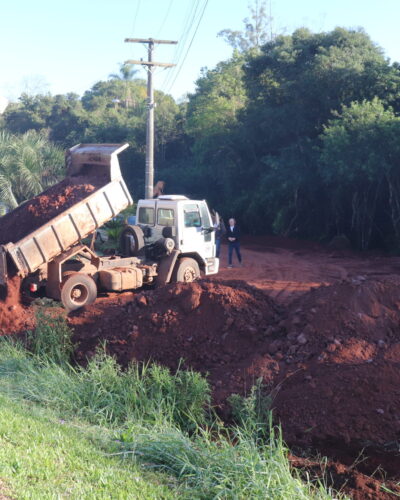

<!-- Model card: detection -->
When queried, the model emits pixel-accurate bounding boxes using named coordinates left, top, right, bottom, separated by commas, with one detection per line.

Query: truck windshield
left=199, top=202, right=211, bottom=228
left=184, top=204, right=201, bottom=228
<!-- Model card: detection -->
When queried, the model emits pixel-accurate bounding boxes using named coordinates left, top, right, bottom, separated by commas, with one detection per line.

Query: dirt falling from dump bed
left=0, top=175, right=107, bottom=245
left=69, top=275, right=400, bottom=499
left=0, top=274, right=34, bottom=334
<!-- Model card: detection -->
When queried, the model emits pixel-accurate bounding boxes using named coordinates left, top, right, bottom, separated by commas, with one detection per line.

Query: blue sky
left=1, top=0, right=399, bottom=102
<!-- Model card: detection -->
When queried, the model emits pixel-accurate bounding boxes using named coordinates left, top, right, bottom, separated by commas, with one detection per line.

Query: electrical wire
left=131, top=0, right=141, bottom=36
left=157, top=0, right=174, bottom=37
left=164, top=0, right=209, bottom=95
left=159, top=0, right=203, bottom=93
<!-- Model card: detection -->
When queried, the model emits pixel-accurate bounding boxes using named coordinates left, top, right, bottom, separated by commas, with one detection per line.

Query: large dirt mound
left=69, top=275, right=400, bottom=498
left=70, top=280, right=281, bottom=401
left=0, top=175, right=105, bottom=245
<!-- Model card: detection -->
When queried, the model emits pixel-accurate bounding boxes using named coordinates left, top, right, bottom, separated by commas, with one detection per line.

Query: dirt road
left=216, top=236, right=400, bottom=303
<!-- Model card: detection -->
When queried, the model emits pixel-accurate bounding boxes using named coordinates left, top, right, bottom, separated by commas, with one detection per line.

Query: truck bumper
left=204, top=257, right=219, bottom=276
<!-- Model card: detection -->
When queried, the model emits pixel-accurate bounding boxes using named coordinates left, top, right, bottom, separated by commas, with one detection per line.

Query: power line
left=157, top=0, right=174, bottom=37
left=165, top=0, right=209, bottom=95
left=131, top=0, right=141, bottom=36
left=160, top=0, right=202, bottom=93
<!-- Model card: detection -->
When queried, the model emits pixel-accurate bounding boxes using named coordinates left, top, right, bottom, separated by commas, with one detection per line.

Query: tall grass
left=0, top=341, right=209, bottom=432
left=28, top=308, right=73, bottom=365
left=0, top=317, right=340, bottom=499
left=119, top=421, right=335, bottom=500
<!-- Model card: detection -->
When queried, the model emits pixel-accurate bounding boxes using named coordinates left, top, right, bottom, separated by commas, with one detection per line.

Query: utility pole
left=125, top=38, right=177, bottom=199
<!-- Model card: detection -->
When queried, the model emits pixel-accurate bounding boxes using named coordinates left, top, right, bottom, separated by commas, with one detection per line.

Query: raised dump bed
left=0, top=143, right=132, bottom=284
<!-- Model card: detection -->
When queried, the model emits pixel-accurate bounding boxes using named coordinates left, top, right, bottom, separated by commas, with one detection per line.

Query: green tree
left=237, top=27, right=400, bottom=236
left=218, top=0, right=273, bottom=52
left=320, top=98, right=400, bottom=249
left=0, top=130, right=64, bottom=209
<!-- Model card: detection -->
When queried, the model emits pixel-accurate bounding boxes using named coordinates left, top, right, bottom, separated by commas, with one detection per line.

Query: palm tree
left=109, top=63, right=139, bottom=108
left=0, top=130, right=64, bottom=210
left=109, top=63, right=138, bottom=81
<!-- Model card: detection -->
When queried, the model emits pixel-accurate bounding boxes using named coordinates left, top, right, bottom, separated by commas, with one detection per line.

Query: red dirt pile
left=0, top=274, right=34, bottom=334
left=69, top=275, right=400, bottom=498
left=270, top=276, right=400, bottom=451
left=70, top=280, right=281, bottom=401
left=0, top=175, right=105, bottom=245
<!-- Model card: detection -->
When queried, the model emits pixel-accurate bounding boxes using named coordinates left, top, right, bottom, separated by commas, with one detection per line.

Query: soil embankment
left=69, top=239, right=400, bottom=499
left=4, top=234, right=400, bottom=498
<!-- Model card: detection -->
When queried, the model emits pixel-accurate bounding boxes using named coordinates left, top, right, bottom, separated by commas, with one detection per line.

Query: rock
left=136, top=295, right=148, bottom=307
left=326, top=343, right=337, bottom=353
left=269, top=340, right=282, bottom=355
left=263, top=326, right=275, bottom=337
left=303, top=324, right=315, bottom=336
left=376, top=408, right=385, bottom=414
left=297, top=333, right=308, bottom=345
left=180, top=284, right=202, bottom=313
left=292, top=315, right=302, bottom=326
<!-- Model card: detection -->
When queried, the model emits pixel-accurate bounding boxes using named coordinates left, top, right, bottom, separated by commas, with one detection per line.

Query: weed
left=228, top=377, right=271, bottom=440
left=27, top=308, right=73, bottom=365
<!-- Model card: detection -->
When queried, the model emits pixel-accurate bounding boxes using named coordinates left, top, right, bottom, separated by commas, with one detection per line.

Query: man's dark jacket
left=226, top=225, right=240, bottom=242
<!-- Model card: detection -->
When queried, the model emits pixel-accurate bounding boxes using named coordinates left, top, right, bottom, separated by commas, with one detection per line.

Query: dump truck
left=0, top=143, right=219, bottom=310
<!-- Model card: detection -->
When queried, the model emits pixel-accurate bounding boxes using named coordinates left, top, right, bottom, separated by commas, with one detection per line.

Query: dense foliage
left=2, top=27, right=400, bottom=249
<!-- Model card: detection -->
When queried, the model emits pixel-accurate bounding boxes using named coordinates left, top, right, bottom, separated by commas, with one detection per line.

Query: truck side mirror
left=201, top=227, right=214, bottom=234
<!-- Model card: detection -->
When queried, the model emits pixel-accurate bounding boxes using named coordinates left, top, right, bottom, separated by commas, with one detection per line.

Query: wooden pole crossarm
left=125, top=38, right=178, bottom=45
left=125, top=60, right=176, bottom=68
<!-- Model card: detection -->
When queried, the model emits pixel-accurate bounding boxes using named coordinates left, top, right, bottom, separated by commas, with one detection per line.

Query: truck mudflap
left=0, top=246, right=7, bottom=286
left=156, top=249, right=180, bottom=286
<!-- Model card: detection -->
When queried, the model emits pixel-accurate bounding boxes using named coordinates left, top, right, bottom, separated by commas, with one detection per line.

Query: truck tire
left=119, top=225, right=145, bottom=257
left=173, top=258, right=200, bottom=283
left=61, top=273, right=97, bottom=311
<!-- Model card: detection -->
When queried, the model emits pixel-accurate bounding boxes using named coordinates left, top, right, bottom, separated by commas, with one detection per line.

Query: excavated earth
left=0, top=175, right=105, bottom=245
left=0, top=174, right=106, bottom=333
left=4, top=235, right=400, bottom=498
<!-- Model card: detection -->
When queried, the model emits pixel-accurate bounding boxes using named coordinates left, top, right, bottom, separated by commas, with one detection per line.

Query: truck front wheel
left=61, top=273, right=97, bottom=311
left=173, top=258, right=200, bottom=283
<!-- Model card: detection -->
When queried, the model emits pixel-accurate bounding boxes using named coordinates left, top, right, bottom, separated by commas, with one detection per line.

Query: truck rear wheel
left=173, top=258, right=200, bottom=283
left=61, top=273, right=97, bottom=311
left=119, top=225, right=145, bottom=257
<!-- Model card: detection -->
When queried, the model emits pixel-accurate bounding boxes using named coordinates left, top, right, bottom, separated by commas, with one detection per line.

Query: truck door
left=179, top=202, right=215, bottom=259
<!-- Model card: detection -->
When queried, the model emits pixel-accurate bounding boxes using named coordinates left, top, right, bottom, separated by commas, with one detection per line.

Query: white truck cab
left=134, top=195, right=219, bottom=278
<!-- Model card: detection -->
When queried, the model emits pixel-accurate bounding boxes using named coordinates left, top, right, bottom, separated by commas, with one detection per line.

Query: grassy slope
left=0, top=395, right=172, bottom=500
left=0, top=331, right=338, bottom=500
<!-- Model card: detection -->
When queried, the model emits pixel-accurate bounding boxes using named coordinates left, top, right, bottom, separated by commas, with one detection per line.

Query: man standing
left=212, top=211, right=226, bottom=259
left=227, top=218, right=242, bottom=268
